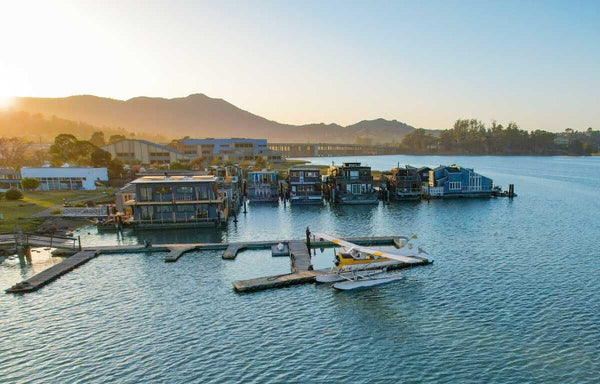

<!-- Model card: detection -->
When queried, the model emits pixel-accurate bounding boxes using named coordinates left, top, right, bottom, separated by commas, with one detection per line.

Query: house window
left=156, top=186, right=172, bottom=195
left=449, top=182, right=461, bottom=190
left=351, top=184, right=361, bottom=194
left=177, top=186, right=193, bottom=194
left=139, top=187, right=153, bottom=201
left=140, top=206, right=153, bottom=219
left=157, top=205, right=172, bottom=213
left=177, top=205, right=195, bottom=212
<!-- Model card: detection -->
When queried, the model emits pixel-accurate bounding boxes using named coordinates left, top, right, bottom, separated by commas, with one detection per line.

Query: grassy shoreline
left=0, top=190, right=113, bottom=233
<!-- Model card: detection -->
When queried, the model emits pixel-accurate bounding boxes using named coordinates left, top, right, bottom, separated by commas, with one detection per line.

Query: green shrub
left=73, top=202, right=86, bottom=207
left=21, top=177, right=40, bottom=190
left=51, top=209, right=61, bottom=215
left=5, top=188, right=23, bottom=200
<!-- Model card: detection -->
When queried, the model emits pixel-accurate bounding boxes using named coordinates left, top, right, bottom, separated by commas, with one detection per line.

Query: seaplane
left=312, top=232, right=429, bottom=290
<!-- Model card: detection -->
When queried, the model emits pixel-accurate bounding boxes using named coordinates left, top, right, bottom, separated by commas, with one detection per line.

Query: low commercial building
left=103, top=139, right=191, bottom=165
left=178, top=138, right=282, bottom=162
left=20, top=167, right=108, bottom=191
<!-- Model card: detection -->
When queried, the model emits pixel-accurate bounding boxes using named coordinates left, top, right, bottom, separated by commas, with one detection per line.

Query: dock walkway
left=5, top=235, right=429, bottom=294
left=6, top=250, right=99, bottom=293
left=164, top=246, right=197, bottom=262
left=289, top=241, right=312, bottom=272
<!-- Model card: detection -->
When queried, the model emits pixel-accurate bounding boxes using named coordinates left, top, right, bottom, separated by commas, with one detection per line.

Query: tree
left=189, top=157, right=205, bottom=170
left=49, top=134, right=98, bottom=166
left=5, top=188, right=23, bottom=200
left=108, top=134, right=126, bottom=144
left=169, top=161, right=189, bottom=170
left=90, top=131, right=106, bottom=147
left=108, top=158, right=124, bottom=179
left=49, top=133, right=79, bottom=165
left=91, top=148, right=112, bottom=167
left=0, top=137, right=32, bottom=171
left=255, top=156, right=266, bottom=169
left=21, top=177, right=40, bottom=191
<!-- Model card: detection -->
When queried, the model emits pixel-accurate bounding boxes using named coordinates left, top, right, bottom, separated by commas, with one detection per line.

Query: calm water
left=1, top=155, right=599, bottom=383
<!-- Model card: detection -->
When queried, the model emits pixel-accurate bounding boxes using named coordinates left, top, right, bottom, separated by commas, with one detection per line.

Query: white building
left=20, top=167, right=108, bottom=191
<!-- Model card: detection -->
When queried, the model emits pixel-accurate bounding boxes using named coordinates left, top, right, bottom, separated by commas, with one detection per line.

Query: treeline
left=400, top=119, right=599, bottom=155
left=0, top=110, right=168, bottom=143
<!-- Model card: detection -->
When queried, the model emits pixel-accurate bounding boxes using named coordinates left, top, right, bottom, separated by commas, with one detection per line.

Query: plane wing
left=312, top=232, right=425, bottom=264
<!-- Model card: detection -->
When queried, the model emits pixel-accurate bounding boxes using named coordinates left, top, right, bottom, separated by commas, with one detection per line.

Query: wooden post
left=78, top=235, right=81, bottom=251
left=306, top=226, right=311, bottom=255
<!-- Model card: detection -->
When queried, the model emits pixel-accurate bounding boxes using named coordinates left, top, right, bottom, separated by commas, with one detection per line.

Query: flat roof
left=131, top=175, right=217, bottom=184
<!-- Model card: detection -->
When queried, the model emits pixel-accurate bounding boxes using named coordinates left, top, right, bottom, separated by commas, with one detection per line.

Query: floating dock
left=6, top=250, right=100, bottom=294
left=4, top=236, right=431, bottom=294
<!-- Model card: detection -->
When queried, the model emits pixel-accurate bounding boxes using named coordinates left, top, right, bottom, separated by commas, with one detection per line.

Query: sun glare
left=0, top=96, right=15, bottom=110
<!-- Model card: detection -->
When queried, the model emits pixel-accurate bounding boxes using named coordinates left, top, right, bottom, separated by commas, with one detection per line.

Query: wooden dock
left=164, top=245, right=197, bottom=262
left=232, top=256, right=432, bottom=292
left=5, top=250, right=99, bottom=294
left=289, top=240, right=312, bottom=272
left=4, top=235, right=428, bottom=294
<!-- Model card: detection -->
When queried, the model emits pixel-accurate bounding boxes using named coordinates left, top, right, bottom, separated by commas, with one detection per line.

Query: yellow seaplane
left=312, top=232, right=428, bottom=290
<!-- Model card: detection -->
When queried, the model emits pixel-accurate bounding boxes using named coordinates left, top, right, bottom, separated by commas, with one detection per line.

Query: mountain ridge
left=13, top=94, right=426, bottom=143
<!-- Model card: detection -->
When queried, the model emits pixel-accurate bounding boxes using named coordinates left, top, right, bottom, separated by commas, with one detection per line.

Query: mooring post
left=243, top=198, right=247, bottom=214
left=306, top=226, right=311, bottom=255
left=78, top=235, right=81, bottom=251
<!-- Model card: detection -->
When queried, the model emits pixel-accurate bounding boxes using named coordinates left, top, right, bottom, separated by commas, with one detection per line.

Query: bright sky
left=0, top=0, right=598, bottom=131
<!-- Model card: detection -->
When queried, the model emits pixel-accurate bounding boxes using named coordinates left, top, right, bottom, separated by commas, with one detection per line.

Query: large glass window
left=157, top=205, right=172, bottom=213
left=139, top=187, right=153, bottom=201
left=177, top=186, right=193, bottom=194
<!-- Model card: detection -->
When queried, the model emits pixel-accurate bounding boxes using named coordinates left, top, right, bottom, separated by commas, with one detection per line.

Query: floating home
left=247, top=170, right=279, bottom=203
left=424, top=165, right=493, bottom=198
left=327, top=162, right=378, bottom=204
left=288, top=167, right=323, bottom=204
left=212, top=165, right=244, bottom=211
left=125, top=175, right=228, bottom=228
left=385, top=165, right=429, bottom=200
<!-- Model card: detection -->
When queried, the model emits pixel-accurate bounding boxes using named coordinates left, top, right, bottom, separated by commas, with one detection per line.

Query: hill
left=12, top=94, right=423, bottom=143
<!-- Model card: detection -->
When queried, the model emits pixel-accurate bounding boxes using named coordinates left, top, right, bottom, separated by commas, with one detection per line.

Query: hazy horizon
left=1, top=0, right=599, bottom=132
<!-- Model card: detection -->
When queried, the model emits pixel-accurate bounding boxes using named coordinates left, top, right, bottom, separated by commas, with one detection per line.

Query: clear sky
left=0, top=0, right=598, bottom=131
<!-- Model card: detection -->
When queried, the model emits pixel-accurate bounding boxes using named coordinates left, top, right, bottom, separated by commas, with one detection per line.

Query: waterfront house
left=125, top=175, right=227, bottom=228
left=288, top=167, right=323, bottom=204
left=386, top=165, right=422, bottom=200
left=211, top=165, right=244, bottom=211
left=247, top=170, right=279, bottom=202
left=327, top=162, right=378, bottom=204
left=425, top=165, right=493, bottom=198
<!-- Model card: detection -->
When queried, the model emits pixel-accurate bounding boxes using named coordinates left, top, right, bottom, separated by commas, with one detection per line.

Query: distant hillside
left=13, top=94, right=425, bottom=143
left=0, top=110, right=167, bottom=143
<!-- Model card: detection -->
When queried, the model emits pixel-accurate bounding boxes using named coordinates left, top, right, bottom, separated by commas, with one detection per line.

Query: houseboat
left=125, top=175, right=228, bottom=228
left=385, top=165, right=424, bottom=200
left=424, top=165, right=493, bottom=198
left=211, top=165, right=244, bottom=211
left=288, top=167, right=323, bottom=204
left=327, top=162, right=378, bottom=204
left=247, top=170, right=279, bottom=203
